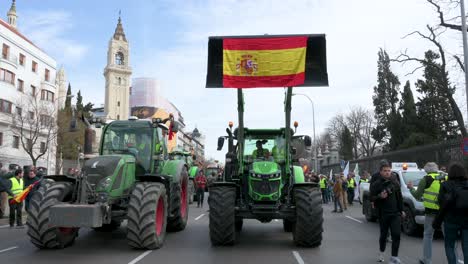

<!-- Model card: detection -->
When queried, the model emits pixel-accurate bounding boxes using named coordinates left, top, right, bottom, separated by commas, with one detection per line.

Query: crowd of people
left=0, top=163, right=44, bottom=228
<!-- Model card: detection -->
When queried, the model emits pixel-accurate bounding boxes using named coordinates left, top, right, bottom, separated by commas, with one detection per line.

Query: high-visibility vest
left=348, top=178, right=355, bottom=188
left=423, top=173, right=444, bottom=210
left=8, top=177, right=23, bottom=199
left=320, top=178, right=326, bottom=189
left=360, top=179, right=369, bottom=183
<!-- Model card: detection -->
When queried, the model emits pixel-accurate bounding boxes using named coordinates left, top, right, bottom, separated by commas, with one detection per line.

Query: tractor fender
left=293, top=182, right=319, bottom=189
left=161, top=160, right=188, bottom=184
left=44, top=174, right=77, bottom=184
left=136, top=175, right=170, bottom=191
left=292, top=165, right=306, bottom=184
left=188, top=166, right=199, bottom=179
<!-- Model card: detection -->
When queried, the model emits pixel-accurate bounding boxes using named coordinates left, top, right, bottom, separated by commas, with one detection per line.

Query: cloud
left=20, top=10, right=88, bottom=64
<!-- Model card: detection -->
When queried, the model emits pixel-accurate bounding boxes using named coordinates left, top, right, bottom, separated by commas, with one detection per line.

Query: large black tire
left=292, top=186, right=323, bottom=247
left=363, top=198, right=377, bottom=222
left=402, top=206, right=420, bottom=236
left=283, top=219, right=293, bottom=232
left=167, top=167, right=189, bottom=232
left=93, top=220, right=121, bottom=232
left=27, top=182, right=79, bottom=249
left=127, top=182, right=168, bottom=249
left=208, top=186, right=236, bottom=246
left=188, top=180, right=195, bottom=204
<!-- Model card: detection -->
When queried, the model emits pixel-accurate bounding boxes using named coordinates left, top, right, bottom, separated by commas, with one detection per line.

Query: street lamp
left=292, top=93, right=318, bottom=173
left=460, top=0, right=468, bottom=119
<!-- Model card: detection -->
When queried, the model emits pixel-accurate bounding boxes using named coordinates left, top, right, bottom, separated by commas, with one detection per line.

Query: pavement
left=0, top=199, right=455, bottom=264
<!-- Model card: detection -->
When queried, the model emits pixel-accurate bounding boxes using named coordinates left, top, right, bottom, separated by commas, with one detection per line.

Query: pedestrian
left=332, top=175, right=343, bottom=213
left=320, top=175, right=328, bottom=204
left=433, top=163, right=468, bottom=264
left=24, top=166, right=41, bottom=212
left=8, top=168, right=24, bottom=228
left=407, top=162, right=445, bottom=264
left=195, top=171, right=207, bottom=208
left=341, top=173, right=348, bottom=210
left=0, top=162, right=13, bottom=219
left=347, top=173, right=357, bottom=205
left=370, top=161, right=405, bottom=264
left=359, top=171, right=370, bottom=205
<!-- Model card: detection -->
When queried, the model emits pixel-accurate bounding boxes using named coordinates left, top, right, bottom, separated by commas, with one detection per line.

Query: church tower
left=104, top=14, right=132, bottom=120
left=7, top=0, right=18, bottom=29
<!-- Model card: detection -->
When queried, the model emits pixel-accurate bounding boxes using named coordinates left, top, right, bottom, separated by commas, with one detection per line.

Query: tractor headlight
left=97, top=192, right=108, bottom=203
left=251, top=173, right=261, bottom=178
left=269, top=173, right=280, bottom=179
left=98, top=177, right=112, bottom=190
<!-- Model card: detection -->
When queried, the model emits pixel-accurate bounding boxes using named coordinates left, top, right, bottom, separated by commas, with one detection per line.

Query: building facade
left=104, top=16, right=132, bottom=121
left=0, top=1, right=66, bottom=172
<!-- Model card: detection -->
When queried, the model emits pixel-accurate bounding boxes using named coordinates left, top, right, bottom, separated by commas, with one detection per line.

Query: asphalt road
left=0, top=199, right=454, bottom=264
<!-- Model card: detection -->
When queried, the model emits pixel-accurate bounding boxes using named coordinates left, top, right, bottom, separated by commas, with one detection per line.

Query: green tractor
left=205, top=34, right=328, bottom=246
left=27, top=116, right=189, bottom=249
left=169, top=150, right=198, bottom=204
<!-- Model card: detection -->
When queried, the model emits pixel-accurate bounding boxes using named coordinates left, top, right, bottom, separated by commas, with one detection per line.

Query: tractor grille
left=251, top=179, right=280, bottom=195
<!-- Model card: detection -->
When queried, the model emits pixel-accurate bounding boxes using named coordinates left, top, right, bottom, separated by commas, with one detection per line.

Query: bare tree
left=10, top=92, right=58, bottom=167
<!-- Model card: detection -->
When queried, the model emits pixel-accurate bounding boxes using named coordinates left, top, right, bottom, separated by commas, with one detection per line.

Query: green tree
left=339, top=126, right=353, bottom=161
left=372, top=48, right=402, bottom=150
left=399, top=81, right=420, bottom=143
left=65, top=83, right=72, bottom=111
left=76, top=90, right=83, bottom=113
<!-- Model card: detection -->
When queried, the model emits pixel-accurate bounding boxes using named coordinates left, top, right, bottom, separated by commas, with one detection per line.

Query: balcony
left=0, top=54, right=18, bottom=69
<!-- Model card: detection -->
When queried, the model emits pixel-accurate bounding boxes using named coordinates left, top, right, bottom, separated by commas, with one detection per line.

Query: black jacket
left=434, top=180, right=468, bottom=228
left=370, top=174, right=403, bottom=216
left=0, top=177, right=14, bottom=196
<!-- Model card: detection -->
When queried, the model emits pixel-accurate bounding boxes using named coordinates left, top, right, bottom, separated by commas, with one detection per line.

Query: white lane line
left=128, top=250, right=152, bottom=264
left=292, top=251, right=305, bottom=264
left=345, top=215, right=363, bottom=224
left=0, top=246, right=18, bottom=253
left=0, top=225, right=10, bottom=229
left=195, top=214, right=205, bottom=221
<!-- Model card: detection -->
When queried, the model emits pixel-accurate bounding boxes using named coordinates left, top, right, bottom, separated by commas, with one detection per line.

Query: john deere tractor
left=27, top=116, right=189, bottom=249
left=205, top=34, right=328, bottom=246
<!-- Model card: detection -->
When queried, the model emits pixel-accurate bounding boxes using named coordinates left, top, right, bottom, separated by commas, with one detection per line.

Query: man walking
left=8, top=168, right=24, bottom=228
left=195, top=171, right=207, bottom=208
left=370, top=162, right=404, bottom=264
left=347, top=173, right=356, bottom=205
left=0, top=163, right=13, bottom=218
left=341, top=173, right=348, bottom=210
left=408, top=162, right=445, bottom=264
left=332, top=175, right=343, bottom=213
left=320, top=175, right=329, bottom=204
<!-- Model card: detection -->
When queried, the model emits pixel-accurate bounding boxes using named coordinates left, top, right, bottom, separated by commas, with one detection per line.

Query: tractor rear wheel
left=27, top=182, right=79, bottom=249
left=167, top=167, right=189, bottom=232
left=127, top=182, right=167, bottom=249
left=292, top=186, right=323, bottom=247
left=283, top=219, right=293, bottom=232
left=209, top=186, right=236, bottom=246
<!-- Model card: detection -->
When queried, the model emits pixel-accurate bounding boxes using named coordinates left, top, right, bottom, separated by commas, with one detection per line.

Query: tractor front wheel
left=27, top=182, right=79, bottom=249
left=127, top=182, right=168, bottom=249
left=292, top=186, right=323, bottom=247
left=167, top=167, right=189, bottom=232
left=209, top=186, right=236, bottom=246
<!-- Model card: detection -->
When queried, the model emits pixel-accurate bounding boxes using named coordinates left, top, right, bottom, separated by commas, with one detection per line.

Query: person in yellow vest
left=8, top=168, right=24, bottom=228
left=320, top=175, right=329, bottom=204
left=408, top=162, right=446, bottom=264
left=347, top=173, right=357, bottom=205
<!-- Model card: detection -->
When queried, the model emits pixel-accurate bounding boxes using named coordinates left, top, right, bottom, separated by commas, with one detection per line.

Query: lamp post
left=292, top=93, right=318, bottom=173
left=460, top=0, right=468, bottom=119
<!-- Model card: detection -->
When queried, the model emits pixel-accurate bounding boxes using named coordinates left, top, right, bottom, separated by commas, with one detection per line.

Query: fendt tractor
left=205, top=34, right=329, bottom=246
left=169, top=150, right=198, bottom=204
left=26, top=115, right=189, bottom=249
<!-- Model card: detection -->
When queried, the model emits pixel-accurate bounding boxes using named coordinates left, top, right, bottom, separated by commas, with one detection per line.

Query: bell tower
left=104, top=13, right=132, bottom=120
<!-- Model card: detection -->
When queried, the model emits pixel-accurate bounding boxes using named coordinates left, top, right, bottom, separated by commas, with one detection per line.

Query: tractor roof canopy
left=206, top=34, right=328, bottom=88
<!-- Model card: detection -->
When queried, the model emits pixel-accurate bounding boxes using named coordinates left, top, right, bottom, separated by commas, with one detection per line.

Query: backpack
left=453, top=182, right=468, bottom=210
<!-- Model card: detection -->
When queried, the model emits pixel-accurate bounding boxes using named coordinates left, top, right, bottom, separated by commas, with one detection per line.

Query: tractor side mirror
left=192, top=155, right=197, bottom=160
left=171, top=121, right=180, bottom=133
left=217, top=137, right=225, bottom=151
left=304, top=136, right=312, bottom=147
left=291, top=147, right=297, bottom=155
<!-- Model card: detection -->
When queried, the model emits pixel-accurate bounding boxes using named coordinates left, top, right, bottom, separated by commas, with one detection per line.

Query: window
left=44, top=69, right=50, bottom=82
left=40, top=115, right=53, bottom=126
left=19, top=53, right=25, bottom=66
left=115, top=52, right=124, bottom=65
left=117, top=114, right=120, bottom=120
left=0, top=68, right=15, bottom=85
left=0, top=99, right=12, bottom=114
left=0, top=132, right=2, bottom=146
left=2, top=44, right=9, bottom=59
left=15, top=107, right=22, bottom=116
left=28, top=111, right=34, bottom=119
left=117, top=101, right=120, bottom=107
left=40, top=90, right=54, bottom=102
left=40, top=142, right=46, bottom=153
left=32, top=61, right=37, bottom=73
left=13, top=136, right=19, bottom=149
left=31, top=85, right=36, bottom=97
left=17, top=79, right=23, bottom=92
left=27, top=138, right=32, bottom=150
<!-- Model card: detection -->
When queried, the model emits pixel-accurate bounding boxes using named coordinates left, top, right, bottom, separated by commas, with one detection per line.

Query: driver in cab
left=252, top=140, right=270, bottom=159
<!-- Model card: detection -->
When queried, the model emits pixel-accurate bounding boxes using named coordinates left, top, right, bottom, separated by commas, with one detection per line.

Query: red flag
left=9, top=180, right=40, bottom=205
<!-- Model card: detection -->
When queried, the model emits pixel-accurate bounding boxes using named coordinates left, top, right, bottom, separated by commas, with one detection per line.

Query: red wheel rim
left=58, top=227, right=76, bottom=235
left=155, top=197, right=165, bottom=236
left=181, top=179, right=187, bottom=219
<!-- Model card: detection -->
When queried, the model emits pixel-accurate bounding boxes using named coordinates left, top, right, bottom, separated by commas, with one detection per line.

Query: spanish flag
left=222, top=37, right=307, bottom=88
left=9, top=180, right=40, bottom=205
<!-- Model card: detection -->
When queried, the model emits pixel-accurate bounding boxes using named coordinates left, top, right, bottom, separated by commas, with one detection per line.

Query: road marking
left=345, top=215, right=363, bottom=224
left=0, top=246, right=18, bottom=253
left=128, top=250, right=152, bottom=264
left=195, top=214, right=205, bottom=221
left=292, top=251, right=305, bottom=264
left=274, top=219, right=279, bottom=222
left=458, top=260, right=464, bottom=264
left=0, top=225, right=10, bottom=229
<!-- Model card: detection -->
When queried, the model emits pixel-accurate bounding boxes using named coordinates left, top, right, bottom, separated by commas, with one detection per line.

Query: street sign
left=462, top=138, right=468, bottom=156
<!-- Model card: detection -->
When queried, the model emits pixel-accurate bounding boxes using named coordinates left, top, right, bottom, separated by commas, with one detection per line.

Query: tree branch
left=454, top=54, right=466, bottom=72
left=427, top=0, right=465, bottom=32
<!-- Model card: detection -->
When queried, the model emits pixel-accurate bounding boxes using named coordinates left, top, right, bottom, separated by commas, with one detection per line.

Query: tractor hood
left=82, top=156, right=123, bottom=186
left=252, top=161, right=279, bottom=175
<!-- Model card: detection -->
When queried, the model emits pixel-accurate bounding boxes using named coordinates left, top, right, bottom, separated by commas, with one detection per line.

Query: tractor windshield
left=101, top=122, right=153, bottom=171
left=244, top=136, right=286, bottom=162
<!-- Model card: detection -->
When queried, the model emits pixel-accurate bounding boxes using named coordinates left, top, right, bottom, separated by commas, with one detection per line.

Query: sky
left=3, top=0, right=466, bottom=161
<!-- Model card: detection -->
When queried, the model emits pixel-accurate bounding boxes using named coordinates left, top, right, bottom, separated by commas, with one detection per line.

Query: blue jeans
left=444, top=221, right=468, bottom=264
left=422, top=214, right=436, bottom=264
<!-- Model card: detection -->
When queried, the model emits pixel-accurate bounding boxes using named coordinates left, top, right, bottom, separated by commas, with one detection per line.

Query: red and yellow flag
left=223, top=36, right=307, bottom=88
left=9, top=180, right=40, bottom=205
